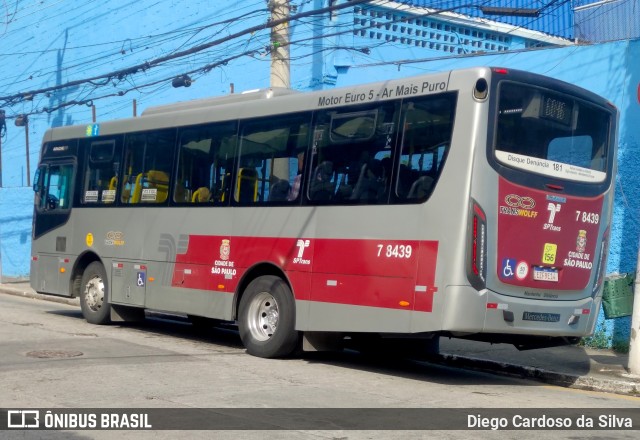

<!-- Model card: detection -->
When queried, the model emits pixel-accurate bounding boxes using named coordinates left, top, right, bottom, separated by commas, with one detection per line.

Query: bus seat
left=351, top=162, right=383, bottom=201
left=268, top=179, right=290, bottom=201
left=108, top=176, right=118, bottom=191
left=236, top=168, right=258, bottom=203
left=173, top=182, right=189, bottom=203
left=407, top=175, right=434, bottom=200
left=132, top=170, right=169, bottom=203
left=309, top=161, right=335, bottom=201
left=397, top=164, right=412, bottom=198
left=192, top=187, right=211, bottom=203
left=146, top=170, right=169, bottom=203
left=131, top=173, right=144, bottom=203
left=334, top=162, right=359, bottom=200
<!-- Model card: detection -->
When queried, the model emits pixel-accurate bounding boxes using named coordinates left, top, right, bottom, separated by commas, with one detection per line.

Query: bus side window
left=82, top=139, right=120, bottom=205
left=396, top=93, right=456, bottom=203
left=35, top=164, right=74, bottom=211
left=121, top=129, right=176, bottom=205
left=175, top=122, right=237, bottom=205
left=237, top=114, right=311, bottom=205
left=311, top=103, right=398, bottom=204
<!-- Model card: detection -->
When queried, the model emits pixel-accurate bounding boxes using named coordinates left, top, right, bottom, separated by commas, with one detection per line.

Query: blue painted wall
left=0, top=1, right=636, bottom=349
left=0, top=187, right=33, bottom=280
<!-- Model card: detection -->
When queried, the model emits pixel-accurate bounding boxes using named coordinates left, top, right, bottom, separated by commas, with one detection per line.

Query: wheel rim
left=246, top=291, right=279, bottom=342
left=84, top=275, right=104, bottom=312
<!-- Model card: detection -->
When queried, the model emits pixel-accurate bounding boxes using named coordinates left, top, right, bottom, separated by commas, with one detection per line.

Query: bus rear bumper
left=440, top=285, right=599, bottom=344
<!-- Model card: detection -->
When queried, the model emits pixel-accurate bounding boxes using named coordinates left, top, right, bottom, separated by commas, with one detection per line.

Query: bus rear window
left=494, top=82, right=610, bottom=183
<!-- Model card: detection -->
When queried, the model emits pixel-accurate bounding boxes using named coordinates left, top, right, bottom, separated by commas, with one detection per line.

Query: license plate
left=533, top=267, right=558, bottom=282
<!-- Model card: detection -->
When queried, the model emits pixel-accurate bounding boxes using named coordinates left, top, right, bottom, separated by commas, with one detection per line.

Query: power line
left=0, top=2, right=269, bottom=91
left=1, top=0, right=578, bottom=121
left=0, top=0, right=375, bottom=107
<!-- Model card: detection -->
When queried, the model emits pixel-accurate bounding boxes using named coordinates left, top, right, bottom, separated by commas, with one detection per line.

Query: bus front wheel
left=238, top=275, right=299, bottom=358
left=80, top=261, right=111, bottom=325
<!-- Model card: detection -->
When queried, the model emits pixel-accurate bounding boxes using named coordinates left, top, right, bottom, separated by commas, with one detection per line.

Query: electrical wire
left=0, top=0, right=375, bottom=108
left=0, top=0, right=608, bottom=124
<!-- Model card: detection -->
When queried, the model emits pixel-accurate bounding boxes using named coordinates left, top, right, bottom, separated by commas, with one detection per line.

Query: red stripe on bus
left=172, top=236, right=438, bottom=312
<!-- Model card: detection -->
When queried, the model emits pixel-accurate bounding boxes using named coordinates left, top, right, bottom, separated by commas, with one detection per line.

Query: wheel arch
left=69, top=250, right=104, bottom=298
left=233, top=261, right=292, bottom=320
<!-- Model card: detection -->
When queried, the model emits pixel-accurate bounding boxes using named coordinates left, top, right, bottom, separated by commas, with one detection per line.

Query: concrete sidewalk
left=1, top=282, right=638, bottom=397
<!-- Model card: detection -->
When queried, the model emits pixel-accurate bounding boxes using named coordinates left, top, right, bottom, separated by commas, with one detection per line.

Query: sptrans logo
left=293, top=239, right=311, bottom=265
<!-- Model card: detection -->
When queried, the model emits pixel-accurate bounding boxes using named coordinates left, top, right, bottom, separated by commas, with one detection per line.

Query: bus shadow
left=428, top=338, right=602, bottom=388
left=45, top=308, right=245, bottom=348
left=46, top=309, right=85, bottom=320
left=45, top=309, right=590, bottom=388
left=136, top=314, right=542, bottom=387
left=301, top=350, right=543, bottom=388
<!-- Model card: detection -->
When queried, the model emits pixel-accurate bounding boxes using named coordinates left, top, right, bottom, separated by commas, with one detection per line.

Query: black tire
left=238, top=275, right=299, bottom=358
left=80, top=261, right=111, bottom=325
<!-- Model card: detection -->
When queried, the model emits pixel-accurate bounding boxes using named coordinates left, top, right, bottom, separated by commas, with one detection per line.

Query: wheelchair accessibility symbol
left=501, top=258, right=516, bottom=279
left=137, top=272, right=146, bottom=287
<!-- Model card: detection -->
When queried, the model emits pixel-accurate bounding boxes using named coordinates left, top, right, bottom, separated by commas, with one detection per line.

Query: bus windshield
left=494, top=82, right=611, bottom=183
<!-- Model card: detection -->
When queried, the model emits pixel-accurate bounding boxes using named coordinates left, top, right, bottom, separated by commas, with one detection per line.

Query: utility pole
left=270, top=0, right=290, bottom=89
left=15, top=115, right=30, bottom=187
left=0, top=129, right=3, bottom=188
left=628, top=247, right=640, bottom=374
left=269, top=0, right=291, bottom=182
left=0, top=109, right=5, bottom=188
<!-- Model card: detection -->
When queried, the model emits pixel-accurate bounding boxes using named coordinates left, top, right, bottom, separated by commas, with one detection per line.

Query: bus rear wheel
left=238, top=275, right=299, bottom=358
left=80, top=261, right=111, bottom=325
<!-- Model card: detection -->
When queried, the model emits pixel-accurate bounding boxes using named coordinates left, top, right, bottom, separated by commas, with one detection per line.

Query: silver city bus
left=31, top=67, right=618, bottom=358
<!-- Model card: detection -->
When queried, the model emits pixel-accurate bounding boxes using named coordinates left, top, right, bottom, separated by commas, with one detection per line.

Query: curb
left=1, top=285, right=639, bottom=397
left=433, top=353, right=640, bottom=397
left=0, top=284, right=79, bottom=306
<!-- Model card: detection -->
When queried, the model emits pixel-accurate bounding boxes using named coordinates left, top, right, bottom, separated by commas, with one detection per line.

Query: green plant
left=580, top=329, right=611, bottom=349
left=612, top=339, right=630, bottom=353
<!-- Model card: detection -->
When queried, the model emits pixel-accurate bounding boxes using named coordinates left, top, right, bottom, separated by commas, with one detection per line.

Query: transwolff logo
left=105, top=231, right=125, bottom=246
left=499, top=194, right=538, bottom=219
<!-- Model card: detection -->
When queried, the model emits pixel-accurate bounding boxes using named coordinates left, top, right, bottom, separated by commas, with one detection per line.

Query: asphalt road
left=0, top=293, right=638, bottom=440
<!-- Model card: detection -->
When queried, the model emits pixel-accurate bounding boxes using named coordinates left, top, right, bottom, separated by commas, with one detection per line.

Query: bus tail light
left=467, top=199, right=487, bottom=290
left=592, top=227, right=610, bottom=296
